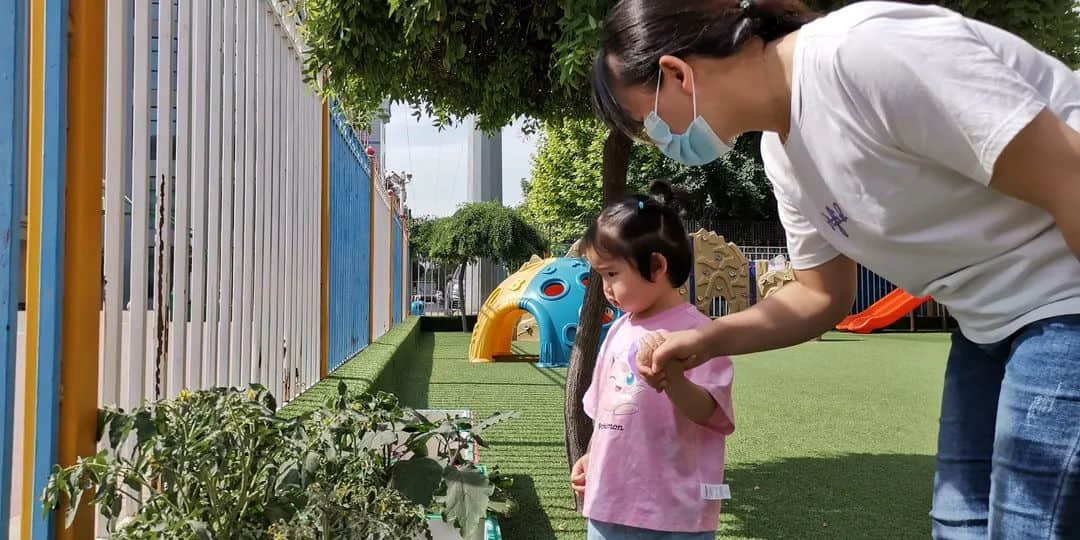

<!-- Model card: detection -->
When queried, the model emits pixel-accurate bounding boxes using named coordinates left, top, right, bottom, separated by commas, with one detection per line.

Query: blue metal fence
left=328, top=108, right=371, bottom=372
left=853, top=265, right=897, bottom=314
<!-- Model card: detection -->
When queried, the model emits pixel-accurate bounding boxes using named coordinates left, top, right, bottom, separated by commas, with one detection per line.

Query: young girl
left=570, top=193, right=735, bottom=539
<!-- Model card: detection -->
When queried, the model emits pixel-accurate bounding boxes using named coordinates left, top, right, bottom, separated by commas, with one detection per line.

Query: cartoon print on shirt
left=604, top=340, right=646, bottom=416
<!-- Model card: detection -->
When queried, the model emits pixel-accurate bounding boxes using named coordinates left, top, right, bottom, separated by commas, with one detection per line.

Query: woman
left=591, top=0, right=1080, bottom=538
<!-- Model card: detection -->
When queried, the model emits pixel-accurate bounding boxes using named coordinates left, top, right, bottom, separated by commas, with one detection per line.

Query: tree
left=521, top=120, right=776, bottom=245
left=520, top=119, right=650, bottom=246
left=298, top=0, right=616, bottom=132
left=406, top=216, right=438, bottom=257
left=427, top=203, right=549, bottom=331
left=632, top=132, right=776, bottom=223
left=299, top=0, right=1080, bottom=498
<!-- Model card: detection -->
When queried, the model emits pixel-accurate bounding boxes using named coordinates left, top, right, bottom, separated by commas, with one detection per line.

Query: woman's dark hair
left=581, top=181, right=692, bottom=287
left=592, top=0, right=820, bottom=137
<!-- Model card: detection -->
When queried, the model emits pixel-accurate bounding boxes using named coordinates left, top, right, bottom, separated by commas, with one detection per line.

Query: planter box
left=422, top=514, right=502, bottom=540
left=402, top=410, right=500, bottom=540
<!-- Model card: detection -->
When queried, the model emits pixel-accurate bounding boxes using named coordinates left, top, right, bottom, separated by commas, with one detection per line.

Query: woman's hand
left=570, top=453, right=589, bottom=497
left=635, top=329, right=710, bottom=391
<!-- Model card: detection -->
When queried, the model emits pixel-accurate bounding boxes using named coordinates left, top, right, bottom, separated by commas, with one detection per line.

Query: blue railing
left=393, top=215, right=403, bottom=325
left=328, top=107, right=372, bottom=372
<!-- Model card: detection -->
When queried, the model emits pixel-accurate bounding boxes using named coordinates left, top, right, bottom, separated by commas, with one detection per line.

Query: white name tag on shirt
left=701, top=483, right=731, bottom=501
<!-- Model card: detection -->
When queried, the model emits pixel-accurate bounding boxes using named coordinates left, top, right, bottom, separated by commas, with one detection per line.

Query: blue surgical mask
left=643, top=69, right=732, bottom=166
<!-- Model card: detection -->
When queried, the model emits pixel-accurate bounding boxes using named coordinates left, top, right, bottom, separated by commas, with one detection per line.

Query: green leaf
left=471, top=411, right=519, bottom=437
left=97, top=409, right=112, bottom=443
left=187, top=520, right=212, bottom=540
left=443, top=466, right=494, bottom=540
left=133, top=409, right=157, bottom=447
left=123, top=472, right=142, bottom=492
left=390, top=457, right=444, bottom=506
left=64, top=488, right=83, bottom=529
left=264, top=502, right=295, bottom=527
left=107, top=414, right=133, bottom=449
left=302, top=452, right=321, bottom=485
left=361, top=430, right=400, bottom=451
left=275, top=461, right=302, bottom=492
left=486, top=497, right=518, bottom=516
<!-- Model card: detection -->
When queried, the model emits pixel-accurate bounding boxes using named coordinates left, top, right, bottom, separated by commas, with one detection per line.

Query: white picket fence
left=373, top=185, right=393, bottom=339
left=101, top=0, right=322, bottom=413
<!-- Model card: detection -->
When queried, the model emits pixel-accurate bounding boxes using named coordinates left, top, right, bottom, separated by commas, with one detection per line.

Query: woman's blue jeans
left=932, top=315, right=1080, bottom=539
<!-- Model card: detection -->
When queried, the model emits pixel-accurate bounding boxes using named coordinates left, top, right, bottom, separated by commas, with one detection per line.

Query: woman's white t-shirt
left=760, top=1, right=1080, bottom=344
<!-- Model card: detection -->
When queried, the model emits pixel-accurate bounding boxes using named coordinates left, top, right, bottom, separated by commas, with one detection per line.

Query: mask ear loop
left=656, top=66, right=698, bottom=118
left=690, top=69, right=698, bottom=118
left=653, top=69, right=662, bottom=113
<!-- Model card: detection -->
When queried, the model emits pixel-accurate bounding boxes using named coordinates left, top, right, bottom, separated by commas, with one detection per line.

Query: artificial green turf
left=280, top=318, right=422, bottom=418
left=399, top=331, right=951, bottom=540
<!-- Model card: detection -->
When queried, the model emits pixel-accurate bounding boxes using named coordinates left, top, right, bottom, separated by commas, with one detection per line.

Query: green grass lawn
left=396, top=331, right=951, bottom=540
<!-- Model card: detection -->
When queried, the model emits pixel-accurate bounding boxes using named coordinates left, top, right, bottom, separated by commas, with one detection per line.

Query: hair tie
left=638, top=200, right=645, bottom=210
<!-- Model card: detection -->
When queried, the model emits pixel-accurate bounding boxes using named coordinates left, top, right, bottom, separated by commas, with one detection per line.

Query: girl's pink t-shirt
left=582, top=303, right=735, bottom=533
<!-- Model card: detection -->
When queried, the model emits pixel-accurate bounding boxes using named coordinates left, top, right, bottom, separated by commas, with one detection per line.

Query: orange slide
left=836, top=289, right=930, bottom=334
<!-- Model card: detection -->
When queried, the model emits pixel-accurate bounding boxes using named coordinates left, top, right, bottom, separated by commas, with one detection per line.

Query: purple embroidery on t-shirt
left=822, top=202, right=849, bottom=238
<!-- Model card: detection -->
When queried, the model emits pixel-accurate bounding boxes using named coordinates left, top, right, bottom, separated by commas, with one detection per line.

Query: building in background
left=360, top=99, right=391, bottom=175
left=464, top=118, right=506, bottom=314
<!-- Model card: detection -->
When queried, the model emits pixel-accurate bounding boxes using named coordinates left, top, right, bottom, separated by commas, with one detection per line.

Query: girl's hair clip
left=638, top=200, right=645, bottom=210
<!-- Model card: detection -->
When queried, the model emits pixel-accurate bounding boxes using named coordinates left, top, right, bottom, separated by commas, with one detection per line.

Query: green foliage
left=300, top=0, right=1078, bottom=136
left=428, top=202, right=549, bottom=269
left=807, top=1, right=1080, bottom=67
left=299, top=0, right=616, bottom=132
left=520, top=119, right=646, bottom=245
left=407, top=216, right=438, bottom=259
left=521, top=119, right=775, bottom=245
left=43, top=384, right=517, bottom=540
left=630, top=131, right=776, bottom=223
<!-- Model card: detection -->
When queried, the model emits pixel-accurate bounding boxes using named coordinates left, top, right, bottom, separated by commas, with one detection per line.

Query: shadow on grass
left=530, top=364, right=568, bottom=387
left=814, top=336, right=866, bottom=343
left=395, top=333, right=436, bottom=408
left=719, top=453, right=934, bottom=540
left=500, top=474, right=559, bottom=540
left=428, top=381, right=559, bottom=388
left=493, top=354, right=542, bottom=363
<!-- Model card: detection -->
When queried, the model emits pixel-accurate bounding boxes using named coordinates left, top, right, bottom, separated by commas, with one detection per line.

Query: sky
left=383, top=102, right=539, bottom=218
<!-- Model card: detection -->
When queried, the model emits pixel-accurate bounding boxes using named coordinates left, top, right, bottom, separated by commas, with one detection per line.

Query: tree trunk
left=458, top=263, right=468, bottom=332
left=564, top=130, right=632, bottom=507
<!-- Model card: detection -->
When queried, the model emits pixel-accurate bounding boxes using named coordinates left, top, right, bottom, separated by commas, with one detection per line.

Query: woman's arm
left=637, top=255, right=856, bottom=385
left=989, top=109, right=1080, bottom=261
left=698, top=254, right=857, bottom=357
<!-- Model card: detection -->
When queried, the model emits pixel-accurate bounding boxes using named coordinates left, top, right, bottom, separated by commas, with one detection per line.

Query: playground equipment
left=837, top=289, right=930, bottom=333
left=470, top=231, right=755, bottom=367
left=686, top=229, right=751, bottom=314
left=757, top=264, right=796, bottom=300
left=469, top=257, right=619, bottom=367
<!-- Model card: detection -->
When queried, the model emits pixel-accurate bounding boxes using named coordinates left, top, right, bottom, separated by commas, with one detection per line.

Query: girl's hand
left=571, top=453, right=589, bottom=496
left=636, top=329, right=710, bottom=391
